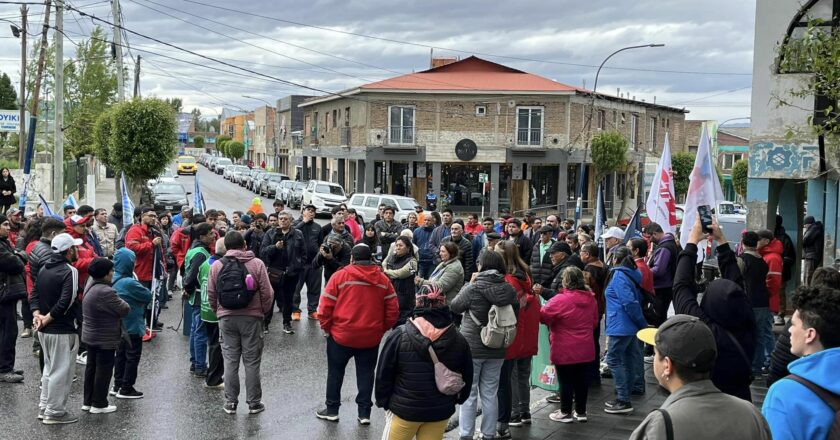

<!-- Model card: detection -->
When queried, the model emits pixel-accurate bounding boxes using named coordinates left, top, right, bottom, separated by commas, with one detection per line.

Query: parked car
left=250, top=171, right=268, bottom=192
left=259, top=173, right=290, bottom=197
left=230, top=166, right=250, bottom=184
left=146, top=168, right=178, bottom=190
left=289, top=181, right=307, bottom=209
left=224, top=165, right=248, bottom=181
left=348, top=193, right=421, bottom=224
left=150, top=182, right=190, bottom=214
left=207, top=156, right=220, bottom=171
left=176, top=156, right=197, bottom=175
left=276, top=180, right=296, bottom=203
left=214, top=158, right=233, bottom=174
left=302, top=180, right=347, bottom=215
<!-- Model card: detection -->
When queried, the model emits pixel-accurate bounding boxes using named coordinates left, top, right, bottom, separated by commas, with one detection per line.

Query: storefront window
left=499, top=165, right=511, bottom=212
left=442, top=164, right=491, bottom=208
left=530, top=165, right=559, bottom=208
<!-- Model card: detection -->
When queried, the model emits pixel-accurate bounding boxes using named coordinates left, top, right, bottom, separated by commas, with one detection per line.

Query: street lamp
left=242, top=95, right=278, bottom=172
left=575, top=43, right=665, bottom=224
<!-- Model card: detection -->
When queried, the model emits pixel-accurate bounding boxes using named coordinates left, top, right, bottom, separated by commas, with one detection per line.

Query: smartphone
left=697, top=205, right=713, bottom=233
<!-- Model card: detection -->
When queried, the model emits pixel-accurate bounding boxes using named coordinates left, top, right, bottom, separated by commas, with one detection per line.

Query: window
left=350, top=195, right=364, bottom=206
left=381, top=197, right=397, bottom=208
left=475, top=105, right=487, bottom=116
left=649, top=117, right=657, bottom=150
left=597, top=109, right=605, bottom=130
left=516, top=106, right=543, bottom=146
left=364, top=196, right=379, bottom=208
left=531, top=165, right=559, bottom=207
left=630, top=114, right=638, bottom=149
left=722, top=153, right=743, bottom=170
left=388, top=106, right=415, bottom=145
left=332, top=109, right=337, bottom=128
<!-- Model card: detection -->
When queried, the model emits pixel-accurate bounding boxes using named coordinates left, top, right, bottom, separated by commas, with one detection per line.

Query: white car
left=348, top=193, right=421, bottom=224
left=301, top=180, right=347, bottom=215
left=214, top=158, right=233, bottom=174
left=146, top=168, right=178, bottom=190
left=224, top=165, right=248, bottom=181
left=275, top=180, right=296, bottom=203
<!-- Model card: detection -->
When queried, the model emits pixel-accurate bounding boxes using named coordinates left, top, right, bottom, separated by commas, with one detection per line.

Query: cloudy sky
left=0, top=0, right=755, bottom=123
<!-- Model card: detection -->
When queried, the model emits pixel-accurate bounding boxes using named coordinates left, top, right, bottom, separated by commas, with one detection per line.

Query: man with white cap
left=30, top=233, right=82, bottom=424
left=600, top=226, right=625, bottom=268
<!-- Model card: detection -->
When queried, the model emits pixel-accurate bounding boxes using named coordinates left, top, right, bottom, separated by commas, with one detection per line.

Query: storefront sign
left=0, top=110, right=27, bottom=132
left=455, top=138, right=477, bottom=161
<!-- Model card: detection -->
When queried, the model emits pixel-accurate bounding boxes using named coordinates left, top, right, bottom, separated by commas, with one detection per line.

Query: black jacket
left=244, top=227, right=266, bottom=255
left=0, top=237, right=26, bottom=303
left=673, top=242, right=756, bottom=402
left=375, top=313, right=473, bottom=422
left=27, top=238, right=54, bottom=286
left=540, top=257, right=579, bottom=300
left=81, top=281, right=130, bottom=349
left=766, top=322, right=798, bottom=387
left=509, top=233, right=532, bottom=263
left=108, top=211, right=124, bottom=232
left=312, top=242, right=351, bottom=282
left=374, top=219, right=404, bottom=253
left=529, top=239, right=555, bottom=287
left=803, top=222, right=824, bottom=262
left=260, top=227, right=306, bottom=275
left=293, top=218, right=322, bottom=261
left=450, top=270, right=519, bottom=359
left=0, top=176, right=16, bottom=206
left=739, top=251, right=769, bottom=308
left=30, top=253, right=79, bottom=334
left=441, top=235, right=474, bottom=283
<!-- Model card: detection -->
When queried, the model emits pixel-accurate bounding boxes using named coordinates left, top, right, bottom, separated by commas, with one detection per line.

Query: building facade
left=253, top=106, right=275, bottom=169
left=276, top=95, right=313, bottom=177
left=717, top=130, right=749, bottom=202
left=299, top=57, right=686, bottom=217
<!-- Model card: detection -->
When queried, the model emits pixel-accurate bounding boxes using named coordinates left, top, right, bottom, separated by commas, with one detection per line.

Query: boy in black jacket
left=739, top=231, right=773, bottom=376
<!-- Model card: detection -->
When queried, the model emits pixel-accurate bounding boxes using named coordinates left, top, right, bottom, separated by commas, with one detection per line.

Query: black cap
left=538, top=225, right=555, bottom=234
left=549, top=241, right=572, bottom=255
left=351, top=243, right=372, bottom=262
left=303, top=204, right=316, bottom=211
left=637, top=314, right=717, bottom=372
left=88, top=257, right=114, bottom=279
left=804, top=216, right=815, bottom=225
left=486, top=232, right=502, bottom=240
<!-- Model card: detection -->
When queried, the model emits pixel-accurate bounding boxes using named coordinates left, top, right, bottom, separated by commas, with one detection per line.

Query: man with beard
left=374, top=206, right=403, bottom=254
left=506, top=219, right=532, bottom=263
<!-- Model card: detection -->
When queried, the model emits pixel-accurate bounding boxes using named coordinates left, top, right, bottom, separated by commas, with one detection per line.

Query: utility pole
left=17, top=5, right=27, bottom=167
left=53, top=0, right=64, bottom=211
left=133, top=54, right=141, bottom=98
left=112, top=0, right=124, bottom=102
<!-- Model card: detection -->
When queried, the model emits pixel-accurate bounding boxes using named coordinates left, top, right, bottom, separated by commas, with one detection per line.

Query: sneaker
left=315, top=407, right=339, bottom=422
left=774, top=315, right=785, bottom=326
left=357, top=416, right=370, bottom=425
left=0, top=372, right=24, bottom=383
left=81, top=405, right=91, bottom=411
left=76, top=352, right=87, bottom=365
left=604, top=400, right=634, bottom=414
left=546, top=394, right=562, bottom=404
left=89, top=405, right=117, bottom=414
left=223, top=402, right=237, bottom=414
left=496, top=428, right=512, bottom=439
left=116, top=387, right=144, bottom=399
left=43, top=412, right=79, bottom=425
left=263, top=326, right=269, bottom=334
left=152, top=322, right=164, bottom=330
left=521, top=412, right=532, bottom=424
left=20, top=328, right=33, bottom=338
left=308, top=311, right=319, bottom=320
left=248, top=402, right=265, bottom=414
left=549, top=410, right=574, bottom=423
left=508, top=415, right=523, bottom=427
left=204, top=382, right=225, bottom=390
left=109, top=386, right=119, bottom=396
left=37, top=408, right=45, bottom=420
left=291, top=312, right=301, bottom=321
left=444, top=418, right=459, bottom=432
left=283, top=323, right=294, bottom=334
left=644, top=355, right=654, bottom=364
left=192, top=370, right=208, bottom=378
left=574, top=411, right=588, bottom=422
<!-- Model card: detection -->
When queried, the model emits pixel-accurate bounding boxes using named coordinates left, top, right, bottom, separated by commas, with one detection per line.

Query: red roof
left=360, top=56, right=579, bottom=93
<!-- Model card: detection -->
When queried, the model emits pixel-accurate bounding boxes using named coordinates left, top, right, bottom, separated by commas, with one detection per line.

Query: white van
left=348, top=193, right=421, bottom=224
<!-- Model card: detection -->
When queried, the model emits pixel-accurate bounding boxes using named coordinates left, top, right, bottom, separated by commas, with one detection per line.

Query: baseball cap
left=351, top=243, right=372, bottom=262
left=68, top=214, right=92, bottom=226
left=549, top=241, right=572, bottom=255
left=7, top=208, right=21, bottom=216
left=51, top=233, right=82, bottom=253
left=637, top=314, right=717, bottom=371
left=181, top=205, right=191, bottom=212
left=303, top=204, right=316, bottom=211
left=600, top=226, right=625, bottom=241
left=240, top=214, right=252, bottom=225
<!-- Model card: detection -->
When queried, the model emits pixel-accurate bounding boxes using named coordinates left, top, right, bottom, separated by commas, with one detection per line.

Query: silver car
left=276, top=180, right=296, bottom=203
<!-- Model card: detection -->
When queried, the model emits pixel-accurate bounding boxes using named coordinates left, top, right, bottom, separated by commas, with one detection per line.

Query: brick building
left=299, top=57, right=687, bottom=216
left=276, top=95, right=313, bottom=177
left=253, top=106, right=275, bottom=169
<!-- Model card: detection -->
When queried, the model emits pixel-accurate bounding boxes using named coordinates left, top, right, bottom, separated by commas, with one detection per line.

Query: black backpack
left=217, top=256, right=256, bottom=309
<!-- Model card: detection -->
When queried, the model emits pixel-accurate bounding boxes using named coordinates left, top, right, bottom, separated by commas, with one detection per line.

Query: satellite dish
left=455, top=139, right=477, bottom=161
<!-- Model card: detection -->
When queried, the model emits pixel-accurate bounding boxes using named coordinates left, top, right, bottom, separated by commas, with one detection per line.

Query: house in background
left=718, top=129, right=749, bottom=202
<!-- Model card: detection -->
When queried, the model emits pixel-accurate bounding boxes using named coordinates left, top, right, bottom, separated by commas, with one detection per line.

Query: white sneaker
left=81, top=405, right=91, bottom=412
left=75, top=352, right=87, bottom=365
left=89, top=405, right=117, bottom=414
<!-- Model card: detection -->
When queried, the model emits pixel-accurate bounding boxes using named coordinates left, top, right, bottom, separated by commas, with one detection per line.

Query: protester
left=581, top=242, right=608, bottom=384
left=108, top=203, right=124, bottom=231
left=183, top=223, right=216, bottom=377
left=316, top=244, right=399, bottom=424
left=248, top=197, right=264, bottom=215
left=111, top=248, right=152, bottom=399
left=413, top=215, right=436, bottom=279
left=312, top=234, right=351, bottom=290
left=676, top=218, right=756, bottom=402
left=244, top=213, right=267, bottom=255
left=208, top=231, right=274, bottom=415
left=540, top=266, right=598, bottom=423
left=773, top=215, right=796, bottom=311
left=0, top=168, right=16, bottom=214
left=441, top=222, right=474, bottom=282
left=532, top=241, right=577, bottom=300
left=629, top=237, right=654, bottom=296
left=738, top=231, right=773, bottom=377
left=126, top=207, right=163, bottom=291
left=405, top=212, right=419, bottom=231
left=415, top=241, right=464, bottom=305
left=92, top=208, right=118, bottom=258
left=199, top=238, right=226, bottom=389
left=293, top=205, right=322, bottom=321
left=430, top=209, right=453, bottom=250
left=375, top=284, right=473, bottom=440
left=6, top=208, right=22, bottom=248
left=31, top=233, right=82, bottom=424
left=260, top=211, right=305, bottom=334
left=345, top=208, right=362, bottom=242
left=529, top=225, right=556, bottom=290
left=601, top=227, right=625, bottom=267
left=375, top=206, right=403, bottom=254
left=0, top=214, right=26, bottom=383
left=506, top=219, right=532, bottom=262
left=321, top=212, right=354, bottom=249
left=382, top=236, right=419, bottom=327
left=81, top=258, right=129, bottom=414
left=756, top=229, right=784, bottom=328
left=359, top=223, right=384, bottom=263
left=26, top=217, right=65, bottom=363
left=523, top=217, right=542, bottom=242
left=172, top=205, right=191, bottom=228
left=449, top=251, right=518, bottom=440
left=630, top=315, right=772, bottom=440
left=802, top=215, right=824, bottom=288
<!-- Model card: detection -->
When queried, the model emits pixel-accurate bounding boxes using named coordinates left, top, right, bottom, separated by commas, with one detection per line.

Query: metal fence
left=516, top=128, right=542, bottom=146
left=63, top=158, right=87, bottom=200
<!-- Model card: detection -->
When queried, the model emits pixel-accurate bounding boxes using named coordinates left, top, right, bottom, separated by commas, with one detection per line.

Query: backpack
left=216, top=256, right=256, bottom=310
left=470, top=304, right=517, bottom=349
left=785, top=374, right=840, bottom=439
left=427, top=344, right=465, bottom=395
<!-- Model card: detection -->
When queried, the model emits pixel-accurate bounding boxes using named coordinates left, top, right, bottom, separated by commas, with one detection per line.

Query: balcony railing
left=340, top=127, right=351, bottom=146
left=516, top=128, right=542, bottom=146
left=389, top=126, right=414, bottom=145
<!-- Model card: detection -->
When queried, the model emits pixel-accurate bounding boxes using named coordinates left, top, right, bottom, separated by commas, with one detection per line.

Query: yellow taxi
left=177, top=156, right=197, bottom=175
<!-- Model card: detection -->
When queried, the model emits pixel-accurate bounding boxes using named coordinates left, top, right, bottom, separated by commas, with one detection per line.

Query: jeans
left=114, top=334, right=143, bottom=390
left=0, top=302, right=18, bottom=373
left=325, top=336, right=378, bottom=417
left=219, top=315, right=264, bottom=405
left=752, top=307, right=775, bottom=372
left=205, top=321, right=224, bottom=386
left=497, top=357, right=532, bottom=428
left=606, top=335, right=643, bottom=402
left=418, top=260, right=434, bottom=280
left=460, top=358, right=504, bottom=439
left=267, top=273, right=299, bottom=326
left=293, top=266, right=322, bottom=314
left=83, top=345, right=116, bottom=408
left=556, top=362, right=591, bottom=414
left=189, top=303, right=207, bottom=373
left=39, top=333, right=77, bottom=417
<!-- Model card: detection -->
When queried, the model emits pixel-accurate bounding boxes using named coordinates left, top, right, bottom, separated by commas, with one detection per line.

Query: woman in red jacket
left=494, top=241, right=537, bottom=436
left=540, top=266, right=599, bottom=423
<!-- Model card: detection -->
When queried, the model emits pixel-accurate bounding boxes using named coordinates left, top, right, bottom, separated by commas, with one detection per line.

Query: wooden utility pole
left=133, top=54, right=141, bottom=98
left=53, top=0, right=64, bottom=211
left=17, top=5, right=27, bottom=167
left=112, top=0, right=124, bottom=101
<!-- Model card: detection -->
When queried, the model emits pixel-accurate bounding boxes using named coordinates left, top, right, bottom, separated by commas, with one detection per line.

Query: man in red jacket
left=64, top=215, right=97, bottom=293
left=757, top=230, right=784, bottom=320
left=316, top=243, right=398, bottom=425
left=125, top=207, right=163, bottom=289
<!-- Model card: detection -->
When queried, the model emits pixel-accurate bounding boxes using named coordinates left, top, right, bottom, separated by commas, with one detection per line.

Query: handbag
left=426, top=340, right=465, bottom=395
left=267, top=267, right=286, bottom=284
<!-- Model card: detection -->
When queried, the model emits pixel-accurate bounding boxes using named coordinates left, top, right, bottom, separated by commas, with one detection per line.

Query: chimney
left=430, top=57, right=458, bottom=69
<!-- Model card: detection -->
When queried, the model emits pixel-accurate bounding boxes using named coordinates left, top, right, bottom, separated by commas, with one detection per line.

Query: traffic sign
left=478, top=172, right=488, bottom=183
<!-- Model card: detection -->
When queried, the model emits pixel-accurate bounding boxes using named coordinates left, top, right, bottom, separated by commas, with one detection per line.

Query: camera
left=321, top=244, right=331, bottom=254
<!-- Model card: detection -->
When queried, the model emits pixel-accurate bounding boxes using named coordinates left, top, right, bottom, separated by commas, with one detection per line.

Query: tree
left=216, top=135, right=231, bottom=153
left=93, top=109, right=113, bottom=167
left=590, top=131, right=628, bottom=181
left=193, top=135, right=204, bottom=150
left=0, top=72, right=17, bottom=109
left=218, top=140, right=228, bottom=157
left=732, top=159, right=748, bottom=198
left=672, top=152, right=695, bottom=198
left=227, top=141, right=245, bottom=160
left=165, top=97, right=183, bottom=113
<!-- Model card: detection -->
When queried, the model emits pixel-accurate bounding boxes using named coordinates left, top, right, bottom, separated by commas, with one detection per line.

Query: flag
left=38, top=194, right=55, bottom=217
left=120, top=172, right=135, bottom=228
left=593, top=182, right=607, bottom=258
left=17, top=172, right=32, bottom=211
left=62, top=194, right=79, bottom=210
left=679, top=126, right=725, bottom=250
left=622, top=205, right=643, bottom=244
left=645, top=133, right=678, bottom=234
left=193, top=172, right=205, bottom=214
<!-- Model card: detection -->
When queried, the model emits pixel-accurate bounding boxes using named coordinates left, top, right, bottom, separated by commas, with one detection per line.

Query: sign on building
left=0, top=110, right=28, bottom=133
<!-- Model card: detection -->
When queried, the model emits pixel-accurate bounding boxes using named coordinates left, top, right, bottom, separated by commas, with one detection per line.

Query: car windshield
left=217, top=159, right=232, bottom=165
left=178, top=157, right=195, bottom=164
left=294, top=182, right=306, bottom=190
left=397, top=199, right=416, bottom=210
left=154, top=184, right=184, bottom=195
left=268, top=175, right=283, bottom=182
left=718, top=204, right=736, bottom=215
left=315, top=184, right=344, bottom=197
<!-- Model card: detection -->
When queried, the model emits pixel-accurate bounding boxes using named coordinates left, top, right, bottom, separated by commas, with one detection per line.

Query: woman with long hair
left=0, top=168, right=16, bottom=214
left=415, top=241, right=464, bottom=304
left=405, top=212, right=419, bottom=231
left=382, top=236, right=418, bottom=327
left=359, top=223, right=383, bottom=263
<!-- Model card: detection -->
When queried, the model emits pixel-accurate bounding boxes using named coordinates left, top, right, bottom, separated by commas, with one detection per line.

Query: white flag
left=679, top=126, right=725, bottom=249
left=645, top=133, right=678, bottom=234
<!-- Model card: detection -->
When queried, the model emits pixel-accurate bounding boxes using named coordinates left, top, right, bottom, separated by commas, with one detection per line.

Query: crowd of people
left=0, top=190, right=838, bottom=440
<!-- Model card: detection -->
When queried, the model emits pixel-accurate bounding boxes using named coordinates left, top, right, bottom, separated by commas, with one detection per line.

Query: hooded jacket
left=649, top=233, right=678, bottom=289
left=758, top=239, right=784, bottom=314
left=604, top=265, right=648, bottom=337
left=29, top=253, right=79, bottom=334
left=112, top=248, right=153, bottom=336
left=375, top=312, right=473, bottom=422
left=541, top=288, right=600, bottom=365
left=65, top=218, right=97, bottom=291
left=449, top=270, right=519, bottom=359
left=505, top=271, right=539, bottom=360
left=318, top=263, right=399, bottom=349
left=674, top=242, right=756, bottom=402
left=419, top=258, right=464, bottom=304
left=125, top=223, right=159, bottom=282
left=762, top=347, right=840, bottom=440
left=170, top=226, right=193, bottom=269
left=82, top=280, right=130, bottom=349
left=802, top=221, right=825, bottom=262
left=208, top=248, right=274, bottom=321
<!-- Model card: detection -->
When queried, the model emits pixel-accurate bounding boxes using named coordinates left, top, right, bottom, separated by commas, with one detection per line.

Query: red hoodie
left=504, top=272, right=539, bottom=360
left=759, top=239, right=784, bottom=313
left=64, top=218, right=96, bottom=296
left=319, top=263, right=398, bottom=349
left=125, top=223, right=159, bottom=282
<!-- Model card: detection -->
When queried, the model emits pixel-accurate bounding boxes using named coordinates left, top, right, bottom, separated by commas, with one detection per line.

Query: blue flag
left=120, top=172, right=135, bottom=227
left=193, top=172, right=205, bottom=214
left=63, top=194, right=79, bottom=210
left=622, top=205, right=643, bottom=245
left=38, top=194, right=55, bottom=217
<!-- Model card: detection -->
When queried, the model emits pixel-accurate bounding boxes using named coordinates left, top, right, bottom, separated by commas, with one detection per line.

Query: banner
left=645, top=133, right=678, bottom=234
left=120, top=172, right=135, bottom=228
left=38, top=194, right=55, bottom=217
left=622, top=205, right=643, bottom=244
left=194, top=172, right=205, bottom=214
left=594, top=182, right=607, bottom=257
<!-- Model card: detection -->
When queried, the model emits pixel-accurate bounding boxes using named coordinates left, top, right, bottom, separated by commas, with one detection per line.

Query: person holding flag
left=679, top=127, right=725, bottom=252
left=645, top=133, right=679, bottom=235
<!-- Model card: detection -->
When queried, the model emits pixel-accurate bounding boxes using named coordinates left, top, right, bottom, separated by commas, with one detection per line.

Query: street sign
left=0, top=110, right=28, bottom=133
left=478, top=172, right=488, bottom=183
